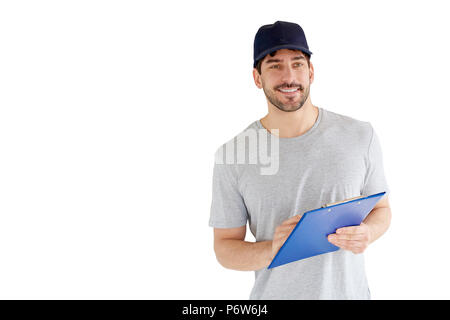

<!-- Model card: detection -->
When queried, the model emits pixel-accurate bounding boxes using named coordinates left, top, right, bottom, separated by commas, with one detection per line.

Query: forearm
left=214, top=239, right=272, bottom=271
left=363, top=206, right=392, bottom=244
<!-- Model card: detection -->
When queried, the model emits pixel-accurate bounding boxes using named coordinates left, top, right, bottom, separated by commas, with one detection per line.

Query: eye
left=270, top=65, right=279, bottom=69
left=294, top=63, right=303, bottom=67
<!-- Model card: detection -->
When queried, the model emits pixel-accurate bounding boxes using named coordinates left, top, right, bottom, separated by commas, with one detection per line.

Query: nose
left=280, top=65, right=297, bottom=85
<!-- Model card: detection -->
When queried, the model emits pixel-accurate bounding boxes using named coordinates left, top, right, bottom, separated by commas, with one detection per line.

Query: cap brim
left=253, top=44, right=312, bottom=68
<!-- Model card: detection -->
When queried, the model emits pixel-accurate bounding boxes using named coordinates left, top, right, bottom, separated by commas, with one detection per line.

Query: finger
left=275, top=223, right=297, bottom=236
left=276, top=224, right=296, bottom=233
left=274, top=227, right=296, bottom=240
left=342, top=241, right=365, bottom=254
left=329, top=239, right=363, bottom=249
left=351, top=244, right=366, bottom=254
left=273, top=235, right=291, bottom=250
left=329, top=233, right=366, bottom=241
left=281, top=222, right=299, bottom=230
left=281, top=214, right=302, bottom=226
left=336, top=226, right=364, bottom=235
left=328, top=238, right=347, bottom=250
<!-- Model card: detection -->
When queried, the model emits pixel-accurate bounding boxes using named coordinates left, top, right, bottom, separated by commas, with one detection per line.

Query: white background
left=0, top=0, right=449, bottom=299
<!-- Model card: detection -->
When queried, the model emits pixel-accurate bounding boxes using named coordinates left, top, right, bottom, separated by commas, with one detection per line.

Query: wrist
left=264, top=240, right=273, bottom=266
left=365, top=222, right=375, bottom=245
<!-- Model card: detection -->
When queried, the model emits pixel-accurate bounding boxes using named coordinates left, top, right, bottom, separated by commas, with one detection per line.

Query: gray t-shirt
left=209, top=107, right=390, bottom=300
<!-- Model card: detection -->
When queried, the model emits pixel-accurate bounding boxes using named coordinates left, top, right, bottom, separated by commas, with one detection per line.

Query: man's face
left=254, top=49, right=314, bottom=112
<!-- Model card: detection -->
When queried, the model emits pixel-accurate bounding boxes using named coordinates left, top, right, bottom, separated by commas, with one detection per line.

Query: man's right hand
left=271, top=214, right=302, bottom=260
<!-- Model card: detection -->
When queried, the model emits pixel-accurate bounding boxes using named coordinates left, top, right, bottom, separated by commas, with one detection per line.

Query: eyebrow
left=265, top=55, right=306, bottom=64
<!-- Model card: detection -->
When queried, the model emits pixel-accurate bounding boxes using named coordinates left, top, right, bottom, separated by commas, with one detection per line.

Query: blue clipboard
left=268, top=191, right=386, bottom=269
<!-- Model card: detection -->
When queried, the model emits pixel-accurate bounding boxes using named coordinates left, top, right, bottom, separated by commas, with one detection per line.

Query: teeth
left=279, top=88, right=298, bottom=92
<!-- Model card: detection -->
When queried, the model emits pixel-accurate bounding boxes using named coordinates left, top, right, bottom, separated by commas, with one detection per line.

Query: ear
left=253, top=68, right=263, bottom=89
left=309, top=62, right=314, bottom=84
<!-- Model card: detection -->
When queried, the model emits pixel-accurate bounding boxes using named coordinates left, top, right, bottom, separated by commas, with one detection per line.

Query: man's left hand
left=327, top=222, right=372, bottom=254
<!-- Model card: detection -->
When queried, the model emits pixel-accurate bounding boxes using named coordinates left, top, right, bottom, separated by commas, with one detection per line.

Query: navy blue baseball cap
left=253, top=21, right=312, bottom=68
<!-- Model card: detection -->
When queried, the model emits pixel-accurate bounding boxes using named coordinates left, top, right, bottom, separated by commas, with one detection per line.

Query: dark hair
left=255, top=49, right=311, bottom=75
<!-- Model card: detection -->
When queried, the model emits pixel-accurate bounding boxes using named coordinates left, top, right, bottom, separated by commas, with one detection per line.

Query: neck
left=260, top=99, right=319, bottom=138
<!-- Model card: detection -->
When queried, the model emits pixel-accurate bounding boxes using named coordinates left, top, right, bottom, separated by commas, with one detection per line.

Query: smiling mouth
left=277, top=87, right=301, bottom=95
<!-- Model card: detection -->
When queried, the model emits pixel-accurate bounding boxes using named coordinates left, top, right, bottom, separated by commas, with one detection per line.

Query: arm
left=363, top=195, right=392, bottom=244
left=327, top=195, right=392, bottom=253
left=213, top=226, right=272, bottom=271
left=213, top=215, right=302, bottom=271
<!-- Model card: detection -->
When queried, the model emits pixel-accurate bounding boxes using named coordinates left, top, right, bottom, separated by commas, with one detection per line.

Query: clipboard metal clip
left=321, top=195, right=365, bottom=208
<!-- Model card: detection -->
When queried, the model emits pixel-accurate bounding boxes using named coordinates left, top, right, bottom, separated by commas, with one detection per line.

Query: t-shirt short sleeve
left=209, top=156, right=248, bottom=229
left=362, top=124, right=390, bottom=197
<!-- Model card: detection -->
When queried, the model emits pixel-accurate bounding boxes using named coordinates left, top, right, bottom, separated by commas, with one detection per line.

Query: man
left=209, top=21, right=391, bottom=299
